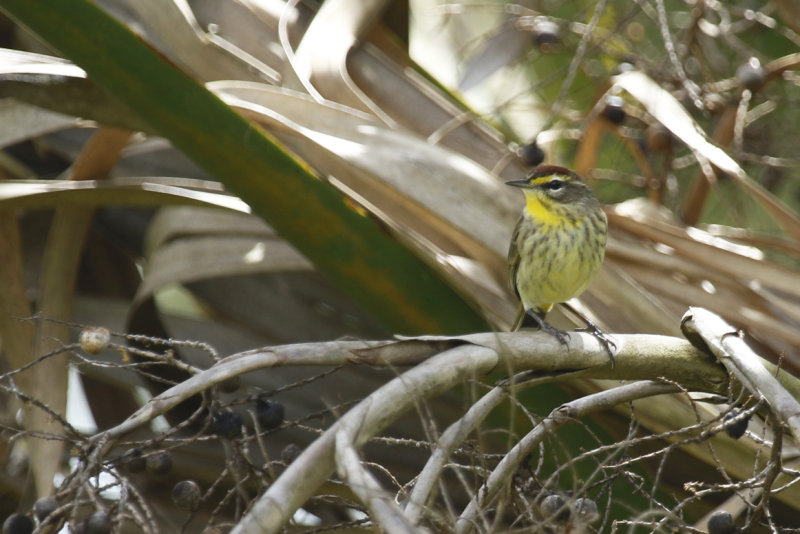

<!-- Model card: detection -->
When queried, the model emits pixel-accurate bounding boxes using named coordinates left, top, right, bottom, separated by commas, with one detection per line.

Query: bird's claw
left=542, top=322, right=571, bottom=349
left=527, top=310, right=571, bottom=350
left=576, top=323, right=616, bottom=367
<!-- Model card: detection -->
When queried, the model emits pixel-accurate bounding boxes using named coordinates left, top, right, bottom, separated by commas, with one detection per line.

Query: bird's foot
left=528, top=311, right=571, bottom=350
left=544, top=323, right=571, bottom=350
left=575, top=321, right=616, bottom=367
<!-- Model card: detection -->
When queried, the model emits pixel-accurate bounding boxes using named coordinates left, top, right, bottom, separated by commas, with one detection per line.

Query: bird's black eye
left=544, top=179, right=565, bottom=191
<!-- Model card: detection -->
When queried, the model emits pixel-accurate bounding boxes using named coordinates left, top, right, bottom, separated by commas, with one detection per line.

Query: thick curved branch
left=97, top=332, right=727, bottom=445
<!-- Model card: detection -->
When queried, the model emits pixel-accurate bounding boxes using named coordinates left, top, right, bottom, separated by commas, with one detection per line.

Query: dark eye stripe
left=543, top=179, right=564, bottom=190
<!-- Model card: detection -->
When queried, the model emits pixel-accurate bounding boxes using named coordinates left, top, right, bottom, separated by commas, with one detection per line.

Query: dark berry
left=172, top=480, right=202, bottom=509
left=83, top=511, right=111, bottom=534
left=539, top=494, right=570, bottom=523
left=213, top=410, right=243, bottom=439
left=735, top=57, right=766, bottom=91
left=724, top=410, right=750, bottom=439
left=572, top=497, right=600, bottom=523
left=518, top=140, right=545, bottom=167
left=33, top=496, right=58, bottom=522
left=121, top=449, right=146, bottom=474
left=256, top=399, right=285, bottom=430
left=602, top=95, right=626, bottom=125
left=145, top=451, right=173, bottom=475
left=2, top=514, right=33, bottom=534
left=707, top=510, right=737, bottom=534
left=217, top=376, right=241, bottom=394
left=280, top=443, right=302, bottom=464
left=532, top=18, right=560, bottom=51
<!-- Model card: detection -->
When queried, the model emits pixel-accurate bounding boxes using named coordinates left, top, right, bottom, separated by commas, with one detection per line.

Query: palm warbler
left=506, top=165, right=613, bottom=358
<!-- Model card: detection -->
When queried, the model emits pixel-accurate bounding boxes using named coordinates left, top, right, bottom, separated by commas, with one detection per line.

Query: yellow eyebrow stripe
left=529, top=174, right=570, bottom=186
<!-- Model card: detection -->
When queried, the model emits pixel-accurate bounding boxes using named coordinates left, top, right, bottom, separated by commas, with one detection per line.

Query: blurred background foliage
left=1, top=0, right=800, bottom=531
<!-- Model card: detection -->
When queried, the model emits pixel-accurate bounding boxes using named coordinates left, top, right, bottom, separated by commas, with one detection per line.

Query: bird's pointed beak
left=505, top=179, right=530, bottom=188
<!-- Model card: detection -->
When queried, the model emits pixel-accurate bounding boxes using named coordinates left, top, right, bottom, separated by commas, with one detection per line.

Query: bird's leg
left=511, top=303, right=526, bottom=332
left=561, top=302, right=616, bottom=367
left=526, top=309, right=571, bottom=349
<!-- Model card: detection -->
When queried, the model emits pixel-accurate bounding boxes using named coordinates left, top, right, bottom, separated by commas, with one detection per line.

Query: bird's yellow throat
left=524, top=191, right=562, bottom=226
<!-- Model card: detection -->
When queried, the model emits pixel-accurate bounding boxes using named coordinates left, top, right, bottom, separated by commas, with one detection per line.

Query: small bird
left=506, top=165, right=613, bottom=359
